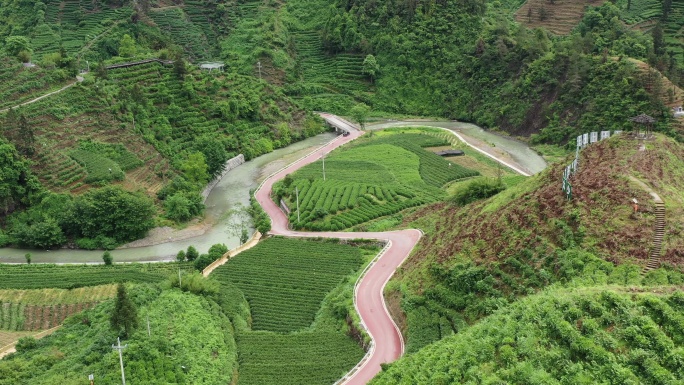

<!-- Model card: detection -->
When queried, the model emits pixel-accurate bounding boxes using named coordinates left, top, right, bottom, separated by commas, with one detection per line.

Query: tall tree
left=349, top=103, right=371, bottom=133
left=110, top=283, right=138, bottom=339
left=181, top=152, right=210, bottom=185
left=663, top=0, right=672, bottom=20
left=118, top=34, right=136, bottom=58
left=17, top=113, right=35, bottom=157
left=362, top=54, right=379, bottom=83
left=652, top=23, right=665, bottom=56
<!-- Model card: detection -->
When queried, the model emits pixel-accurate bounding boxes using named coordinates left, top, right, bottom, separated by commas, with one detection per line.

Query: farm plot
left=0, top=263, right=194, bottom=290
left=236, top=330, right=364, bottom=385
left=0, top=286, right=115, bottom=331
left=211, top=237, right=363, bottom=333
left=278, top=132, right=479, bottom=230
left=149, top=7, right=215, bottom=61
left=0, top=58, right=72, bottom=110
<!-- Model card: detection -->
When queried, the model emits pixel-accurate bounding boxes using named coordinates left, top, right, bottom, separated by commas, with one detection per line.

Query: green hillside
left=274, top=129, right=480, bottom=231
left=372, top=287, right=684, bottom=384
left=392, top=133, right=684, bottom=353
left=0, top=284, right=238, bottom=385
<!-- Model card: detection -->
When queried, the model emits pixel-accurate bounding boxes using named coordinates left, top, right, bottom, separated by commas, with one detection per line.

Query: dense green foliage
left=275, top=131, right=478, bottom=230
left=450, top=177, right=506, bottom=206
left=323, top=0, right=670, bottom=140
left=396, top=134, right=684, bottom=354
left=0, top=262, right=194, bottom=289
left=237, top=330, right=365, bottom=385
left=248, top=191, right=271, bottom=234
left=110, top=282, right=137, bottom=338
left=0, top=285, right=237, bottom=385
left=373, top=288, right=684, bottom=384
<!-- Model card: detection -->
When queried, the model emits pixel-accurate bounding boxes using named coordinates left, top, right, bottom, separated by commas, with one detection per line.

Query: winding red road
left=255, top=113, right=422, bottom=385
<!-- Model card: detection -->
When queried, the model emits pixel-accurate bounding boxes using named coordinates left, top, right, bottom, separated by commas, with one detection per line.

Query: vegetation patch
left=69, top=149, right=124, bottom=183
left=395, top=134, right=684, bottom=352
left=212, top=237, right=376, bottom=384
left=236, top=330, right=365, bottom=385
left=0, top=285, right=237, bottom=385
left=373, top=288, right=684, bottom=384
left=211, top=237, right=364, bottom=332
left=274, top=131, right=479, bottom=231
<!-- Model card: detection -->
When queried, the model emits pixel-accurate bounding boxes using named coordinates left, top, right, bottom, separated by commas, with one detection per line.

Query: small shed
left=199, top=62, right=225, bottom=72
left=434, top=150, right=465, bottom=157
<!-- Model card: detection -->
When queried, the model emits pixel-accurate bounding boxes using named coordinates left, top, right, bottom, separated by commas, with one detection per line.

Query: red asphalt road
left=255, top=113, right=422, bottom=385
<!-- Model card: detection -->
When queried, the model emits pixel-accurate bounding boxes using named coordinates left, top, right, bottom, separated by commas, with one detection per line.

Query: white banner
left=590, top=132, right=598, bottom=143
left=600, top=131, right=610, bottom=140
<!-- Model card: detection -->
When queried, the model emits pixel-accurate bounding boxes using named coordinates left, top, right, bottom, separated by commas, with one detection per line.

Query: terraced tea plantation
left=277, top=131, right=479, bottom=230
left=0, top=58, right=72, bottom=110
left=37, top=0, right=131, bottom=58
left=237, top=331, right=364, bottom=385
left=212, top=237, right=369, bottom=385
left=0, top=262, right=194, bottom=290
left=0, top=285, right=116, bottom=345
left=212, top=237, right=363, bottom=332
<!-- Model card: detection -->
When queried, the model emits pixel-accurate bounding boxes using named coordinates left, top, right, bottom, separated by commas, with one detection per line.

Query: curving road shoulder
left=255, top=113, right=422, bottom=384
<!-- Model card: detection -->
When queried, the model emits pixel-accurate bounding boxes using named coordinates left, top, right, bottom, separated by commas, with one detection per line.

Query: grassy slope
left=0, top=285, right=116, bottom=332
left=373, top=287, right=684, bottom=384
left=405, top=133, right=684, bottom=275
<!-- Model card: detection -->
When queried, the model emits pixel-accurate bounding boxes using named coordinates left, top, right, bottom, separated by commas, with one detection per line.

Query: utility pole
left=178, top=268, right=182, bottom=288
left=295, top=186, right=300, bottom=223
left=257, top=61, right=262, bottom=79
left=322, top=156, right=326, bottom=181
left=146, top=314, right=151, bottom=337
left=112, top=337, right=128, bottom=385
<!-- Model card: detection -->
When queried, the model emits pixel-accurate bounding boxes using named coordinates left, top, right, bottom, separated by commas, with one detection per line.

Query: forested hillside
left=0, top=1, right=332, bottom=248
left=324, top=1, right=678, bottom=139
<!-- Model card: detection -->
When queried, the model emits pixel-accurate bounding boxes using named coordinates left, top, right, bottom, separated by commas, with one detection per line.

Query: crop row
left=0, top=303, right=25, bottom=331
left=211, top=238, right=363, bottom=333
left=70, top=149, right=125, bottom=183
left=0, top=263, right=194, bottom=290
left=22, top=302, right=98, bottom=331
left=280, top=132, right=478, bottom=230
left=236, top=330, right=365, bottom=385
